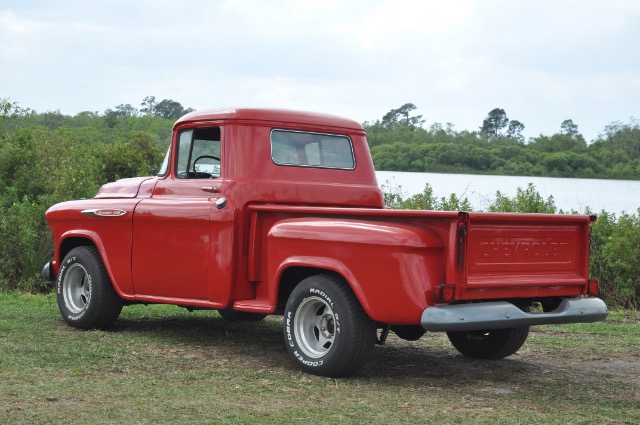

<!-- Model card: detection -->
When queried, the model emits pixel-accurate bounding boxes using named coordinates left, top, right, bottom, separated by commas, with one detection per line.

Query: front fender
left=46, top=198, right=140, bottom=298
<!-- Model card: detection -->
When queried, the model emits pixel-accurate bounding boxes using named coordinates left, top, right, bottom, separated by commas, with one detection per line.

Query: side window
left=270, top=130, right=355, bottom=170
left=176, top=127, right=221, bottom=179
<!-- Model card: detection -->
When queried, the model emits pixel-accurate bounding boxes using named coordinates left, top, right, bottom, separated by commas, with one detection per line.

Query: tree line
left=0, top=98, right=638, bottom=308
left=366, top=103, right=640, bottom=180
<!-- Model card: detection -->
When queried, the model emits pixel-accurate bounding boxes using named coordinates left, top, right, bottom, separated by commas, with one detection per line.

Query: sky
left=1, top=0, right=639, bottom=142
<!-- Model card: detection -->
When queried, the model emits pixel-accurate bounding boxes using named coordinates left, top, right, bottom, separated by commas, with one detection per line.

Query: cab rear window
left=270, top=129, right=355, bottom=170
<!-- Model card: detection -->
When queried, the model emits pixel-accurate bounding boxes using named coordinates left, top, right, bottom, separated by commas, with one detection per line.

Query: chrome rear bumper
left=421, top=297, right=608, bottom=332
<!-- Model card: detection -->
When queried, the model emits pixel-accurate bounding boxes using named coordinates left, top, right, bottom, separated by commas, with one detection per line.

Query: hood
left=94, top=177, right=155, bottom=199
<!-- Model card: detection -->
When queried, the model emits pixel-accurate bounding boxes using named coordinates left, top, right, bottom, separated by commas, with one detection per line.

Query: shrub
left=488, top=183, right=557, bottom=213
left=590, top=211, right=640, bottom=309
left=0, top=196, right=52, bottom=292
left=0, top=127, right=164, bottom=292
left=381, top=180, right=472, bottom=211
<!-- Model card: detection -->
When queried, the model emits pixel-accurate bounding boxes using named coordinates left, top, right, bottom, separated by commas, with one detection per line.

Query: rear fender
left=267, top=218, right=445, bottom=325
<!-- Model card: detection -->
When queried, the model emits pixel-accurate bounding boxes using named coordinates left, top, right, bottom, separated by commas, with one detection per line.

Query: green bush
left=0, top=114, right=168, bottom=292
left=488, top=183, right=557, bottom=213
left=0, top=197, right=52, bottom=292
left=590, top=211, right=640, bottom=309
left=381, top=180, right=473, bottom=211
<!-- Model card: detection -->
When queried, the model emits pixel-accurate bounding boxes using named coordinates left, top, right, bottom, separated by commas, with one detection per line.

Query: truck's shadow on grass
left=109, top=313, right=578, bottom=387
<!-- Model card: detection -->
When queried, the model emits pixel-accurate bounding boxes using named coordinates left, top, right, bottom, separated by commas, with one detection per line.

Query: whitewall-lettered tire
left=283, top=274, right=376, bottom=377
left=56, top=246, right=123, bottom=330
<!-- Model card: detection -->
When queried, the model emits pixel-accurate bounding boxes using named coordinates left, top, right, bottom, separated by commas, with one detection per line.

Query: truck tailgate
left=459, top=212, right=593, bottom=300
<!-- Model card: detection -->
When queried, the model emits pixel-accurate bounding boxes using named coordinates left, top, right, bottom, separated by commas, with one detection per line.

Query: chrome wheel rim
left=63, top=264, right=91, bottom=314
left=294, top=296, right=335, bottom=358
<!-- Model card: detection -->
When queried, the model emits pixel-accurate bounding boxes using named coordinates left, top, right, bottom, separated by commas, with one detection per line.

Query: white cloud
left=0, top=10, right=39, bottom=32
left=0, top=0, right=639, bottom=141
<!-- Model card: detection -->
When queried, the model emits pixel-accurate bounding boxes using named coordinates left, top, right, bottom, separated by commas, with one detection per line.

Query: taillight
left=440, top=284, right=456, bottom=303
left=587, top=279, right=599, bottom=296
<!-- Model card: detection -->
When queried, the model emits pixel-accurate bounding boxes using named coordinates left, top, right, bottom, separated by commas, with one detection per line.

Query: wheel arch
left=273, top=257, right=372, bottom=319
left=57, top=231, right=131, bottom=299
left=59, top=236, right=96, bottom=264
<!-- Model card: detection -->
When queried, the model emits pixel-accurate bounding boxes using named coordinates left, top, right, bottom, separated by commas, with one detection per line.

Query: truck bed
left=243, top=205, right=594, bottom=324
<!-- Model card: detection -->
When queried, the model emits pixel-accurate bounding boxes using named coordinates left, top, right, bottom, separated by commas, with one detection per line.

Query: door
left=131, top=126, right=222, bottom=300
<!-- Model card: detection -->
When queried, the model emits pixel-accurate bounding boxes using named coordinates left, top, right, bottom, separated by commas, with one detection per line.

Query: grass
left=1, top=293, right=639, bottom=424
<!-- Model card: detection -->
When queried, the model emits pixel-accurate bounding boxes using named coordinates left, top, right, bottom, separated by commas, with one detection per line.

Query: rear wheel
left=283, top=274, right=376, bottom=377
left=446, top=326, right=530, bottom=359
left=56, top=246, right=123, bottom=330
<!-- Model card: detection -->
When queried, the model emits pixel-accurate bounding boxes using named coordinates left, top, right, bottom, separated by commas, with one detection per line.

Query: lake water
left=375, top=171, right=640, bottom=215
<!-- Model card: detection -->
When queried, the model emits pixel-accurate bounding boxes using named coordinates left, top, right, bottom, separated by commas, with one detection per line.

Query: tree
left=381, top=103, right=424, bottom=129
left=560, top=119, right=579, bottom=137
left=154, top=99, right=193, bottom=120
left=481, top=108, right=525, bottom=141
left=115, top=104, right=138, bottom=118
left=140, top=96, right=157, bottom=116
left=506, top=120, right=525, bottom=142
left=594, top=119, right=640, bottom=159
left=1, top=98, right=14, bottom=116
left=481, top=108, right=509, bottom=137
left=0, top=98, right=29, bottom=118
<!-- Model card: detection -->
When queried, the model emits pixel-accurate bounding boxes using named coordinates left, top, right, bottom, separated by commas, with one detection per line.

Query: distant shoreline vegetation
left=0, top=98, right=638, bottom=307
left=366, top=104, right=640, bottom=181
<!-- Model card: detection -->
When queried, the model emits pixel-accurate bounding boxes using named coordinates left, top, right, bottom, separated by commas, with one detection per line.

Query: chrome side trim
left=81, top=209, right=127, bottom=217
left=421, top=298, right=608, bottom=332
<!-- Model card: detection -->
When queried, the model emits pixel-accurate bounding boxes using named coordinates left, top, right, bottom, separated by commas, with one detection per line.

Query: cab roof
left=174, top=107, right=364, bottom=131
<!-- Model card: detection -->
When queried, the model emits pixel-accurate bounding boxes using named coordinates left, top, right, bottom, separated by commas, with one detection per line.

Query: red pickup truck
left=43, top=108, right=607, bottom=377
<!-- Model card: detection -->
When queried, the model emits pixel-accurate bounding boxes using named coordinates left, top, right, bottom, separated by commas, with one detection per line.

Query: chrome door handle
left=201, top=186, right=220, bottom=193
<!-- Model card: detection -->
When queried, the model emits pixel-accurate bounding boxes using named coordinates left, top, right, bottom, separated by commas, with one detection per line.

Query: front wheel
left=56, top=246, right=123, bottom=330
left=447, top=326, right=530, bottom=359
left=283, top=274, right=376, bottom=377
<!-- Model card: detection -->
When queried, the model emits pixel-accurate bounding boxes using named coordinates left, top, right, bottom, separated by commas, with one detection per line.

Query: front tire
left=447, top=326, right=530, bottom=359
left=56, top=246, right=123, bottom=330
left=283, top=274, right=376, bottom=377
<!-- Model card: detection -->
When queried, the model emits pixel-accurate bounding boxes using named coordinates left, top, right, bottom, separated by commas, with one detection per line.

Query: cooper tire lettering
left=282, top=274, right=375, bottom=377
